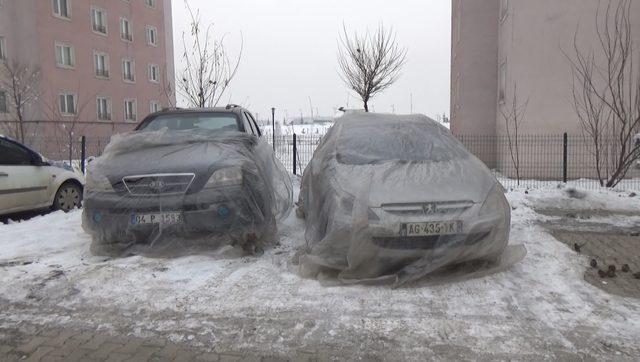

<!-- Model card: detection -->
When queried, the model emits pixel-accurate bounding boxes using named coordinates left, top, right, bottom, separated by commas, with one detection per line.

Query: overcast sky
left=171, top=0, right=451, bottom=121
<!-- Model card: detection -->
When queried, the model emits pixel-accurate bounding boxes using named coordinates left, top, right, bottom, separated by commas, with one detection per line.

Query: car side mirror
left=31, top=153, right=46, bottom=167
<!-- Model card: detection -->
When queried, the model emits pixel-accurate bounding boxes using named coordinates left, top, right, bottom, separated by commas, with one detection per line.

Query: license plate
left=402, top=221, right=463, bottom=237
left=130, top=212, right=183, bottom=225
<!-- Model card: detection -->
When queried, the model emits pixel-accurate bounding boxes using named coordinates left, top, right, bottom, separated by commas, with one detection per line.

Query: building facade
left=0, top=0, right=175, bottom=157
left=451, top=0, right=640, bottom=136
left=451, top=0, right=640, bottom=178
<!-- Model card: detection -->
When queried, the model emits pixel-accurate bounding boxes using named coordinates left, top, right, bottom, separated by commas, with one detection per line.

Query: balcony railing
left=93, top=24, right=107, bottom=34
left=98, top=113, right=111, bottom=121
left=121, top=33, right=133, bottom=42
left=95, top=69, right=110, bottom=78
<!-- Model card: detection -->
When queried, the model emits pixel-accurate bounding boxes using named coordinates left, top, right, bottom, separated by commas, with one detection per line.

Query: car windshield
left=336, top=121, right=468, bottom=165
left=138, top=113, right=240, bottom=132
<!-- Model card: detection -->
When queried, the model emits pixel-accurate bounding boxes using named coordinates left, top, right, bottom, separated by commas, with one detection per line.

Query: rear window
left=336, top=121, right=467, bottom=165
left=138, top=113, right=240, bottom=132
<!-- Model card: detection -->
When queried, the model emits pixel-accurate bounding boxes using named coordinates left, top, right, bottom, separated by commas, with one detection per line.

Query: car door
left=0, top=138, right=52, bottom=214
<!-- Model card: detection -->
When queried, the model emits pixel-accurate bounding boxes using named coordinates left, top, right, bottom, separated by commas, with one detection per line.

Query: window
left=120, top=17, right=133, bottom=42
left=0, top=139, right=33, bottom=166
left=499, top=61, right=507, bottom=103
left=124, top=99, right=137, bottom=121
left=500, top=0, right=509, bottom=22
left=53, top=0, right=71, bottom=19
left=96, top=97, right=111, bottom=120
left=59, top=93, right=76, bottom=115
left=122, top=58, right=135, bottom=82
left=149, top=100, right=161, bottom=113
left=138, top=113, right=239, bottom=132
left=0, top=90, right=7, bottom=113
left=146, top=26, right=158, bottom=46
left=147, top=63, right=159, bottom=82
left=0, top=36, right=5, bottom=60
left=91, top=7, right=107, bottom=34
left=94, top=52, right=109, bottom=78
left=55, top=43, right=75, bottom=68
left=145, top=0, right=156, bottom=8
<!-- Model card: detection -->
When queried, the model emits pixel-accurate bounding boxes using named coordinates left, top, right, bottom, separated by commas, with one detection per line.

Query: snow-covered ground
left=1, top=182, right=640, bottom=359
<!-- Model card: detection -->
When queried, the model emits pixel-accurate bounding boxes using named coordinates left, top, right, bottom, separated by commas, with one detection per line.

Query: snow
left=1, top=181, right=640, bottom=358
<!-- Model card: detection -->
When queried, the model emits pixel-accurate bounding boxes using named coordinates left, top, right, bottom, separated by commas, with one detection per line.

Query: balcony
left=121, top=33, right=133, bottom=42
left=98, top=113, right=112, bottom=121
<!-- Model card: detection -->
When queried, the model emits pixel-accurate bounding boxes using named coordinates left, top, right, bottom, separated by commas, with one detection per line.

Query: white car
left=0, top=135, right=85, bottom=216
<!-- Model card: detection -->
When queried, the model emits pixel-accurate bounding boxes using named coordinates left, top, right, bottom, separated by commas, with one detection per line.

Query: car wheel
left=53, top=182, right=82, bottom=212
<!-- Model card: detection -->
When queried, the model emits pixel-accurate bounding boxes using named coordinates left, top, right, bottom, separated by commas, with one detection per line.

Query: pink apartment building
left=0, top=0, right=175, bottom=157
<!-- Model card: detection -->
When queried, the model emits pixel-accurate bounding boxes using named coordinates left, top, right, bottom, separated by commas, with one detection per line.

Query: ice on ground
left=0, top=184, right=639, bottom=358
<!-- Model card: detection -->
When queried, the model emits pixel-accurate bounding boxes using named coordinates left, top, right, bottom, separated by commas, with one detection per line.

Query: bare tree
left=500, top=84, right=529, bottom=186
left=159, top=65, right=176, bottom=108
left=44, top=88, right=94, bottom=163
left=179, top=1, right=242, bottom=108
left=337, top=24, right=407, bottom=112
left=567, top=0, right=640, bottom=188
left=0, top=59, right=41, bottom=143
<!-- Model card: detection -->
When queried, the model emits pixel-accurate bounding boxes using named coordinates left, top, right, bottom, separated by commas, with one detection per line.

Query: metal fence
left=24, top=131, right=640, bottom=191
left=265, top=131, right=640, bottom=191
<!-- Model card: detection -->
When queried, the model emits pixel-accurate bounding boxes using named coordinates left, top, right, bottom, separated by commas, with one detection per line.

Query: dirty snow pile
left=1, top=183, right=640, bottom=359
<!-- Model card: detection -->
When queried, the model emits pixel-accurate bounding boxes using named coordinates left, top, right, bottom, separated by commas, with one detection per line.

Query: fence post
left=293, top=133, right=297, bottom=175
left=563, top=132, right=568, bottom=183
left=80, top=135, right=86, bottom=175
left=271, top=107, right=276, bottom=151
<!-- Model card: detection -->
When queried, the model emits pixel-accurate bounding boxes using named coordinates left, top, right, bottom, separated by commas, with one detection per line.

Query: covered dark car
left=83, top=107, right=292, bottom=256
left=297, top=113, right=513, bottom=285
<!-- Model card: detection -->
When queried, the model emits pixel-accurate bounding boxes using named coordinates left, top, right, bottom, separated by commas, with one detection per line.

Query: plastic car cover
left=82, top=129, right=292, bottom=257
left=297, top=113, right=525, bottom=286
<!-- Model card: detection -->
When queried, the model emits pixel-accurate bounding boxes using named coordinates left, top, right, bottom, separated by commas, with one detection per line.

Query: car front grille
left=381, top=200, right=474, bottom=216
left=122, top=173, right=195, bottom=196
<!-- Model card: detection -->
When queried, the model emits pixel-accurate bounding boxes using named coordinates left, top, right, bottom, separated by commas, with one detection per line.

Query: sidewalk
left=0, top=323, right=303, bottom=362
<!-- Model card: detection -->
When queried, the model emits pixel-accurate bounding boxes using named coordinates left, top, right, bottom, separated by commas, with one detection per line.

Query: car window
left=0, top=139, right=33, bottom=166
left=336, top=121, right=468, bottom=165
left=138, top=113, right=240, bottom=132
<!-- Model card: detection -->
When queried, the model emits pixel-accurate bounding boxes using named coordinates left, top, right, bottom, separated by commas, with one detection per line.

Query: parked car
left=297, top=113, right=511, bottom=284
left=82, top=106, right=292, bottom=256
left=0, top=135, right=84, bottom=216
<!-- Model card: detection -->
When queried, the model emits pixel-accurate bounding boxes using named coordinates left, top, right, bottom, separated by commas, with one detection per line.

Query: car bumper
left=82, top=187, right=264, bottom=238
left=347, top=213, right=509, bottom=264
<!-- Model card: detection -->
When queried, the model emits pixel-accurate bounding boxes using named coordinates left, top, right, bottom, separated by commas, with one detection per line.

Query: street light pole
left=271, top=107, right=276, bottom=151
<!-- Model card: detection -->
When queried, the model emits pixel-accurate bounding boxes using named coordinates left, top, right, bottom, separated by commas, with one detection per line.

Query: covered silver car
left=297, top=113, right=511, bottom=285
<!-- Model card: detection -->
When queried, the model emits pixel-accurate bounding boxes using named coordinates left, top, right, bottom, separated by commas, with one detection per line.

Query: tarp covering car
left=297, top=113, right=524, bottom=286
left=83, top=129, right=292, bottom=257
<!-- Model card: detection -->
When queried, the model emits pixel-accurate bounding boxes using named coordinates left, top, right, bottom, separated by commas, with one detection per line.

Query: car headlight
left=205, top=167, right=243, bottom=188
left=86, top=173, right=112, bottom=191
left=480, top=184, right=509, bottom=214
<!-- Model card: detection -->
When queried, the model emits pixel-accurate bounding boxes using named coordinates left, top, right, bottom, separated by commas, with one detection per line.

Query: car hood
left=93, top=129, right=256, bottom=182
left=333, top=156, right=497, bottom=207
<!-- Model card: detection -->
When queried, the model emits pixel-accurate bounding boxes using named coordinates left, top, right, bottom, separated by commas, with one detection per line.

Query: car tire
left=53, top=182, right=82, bottom=212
